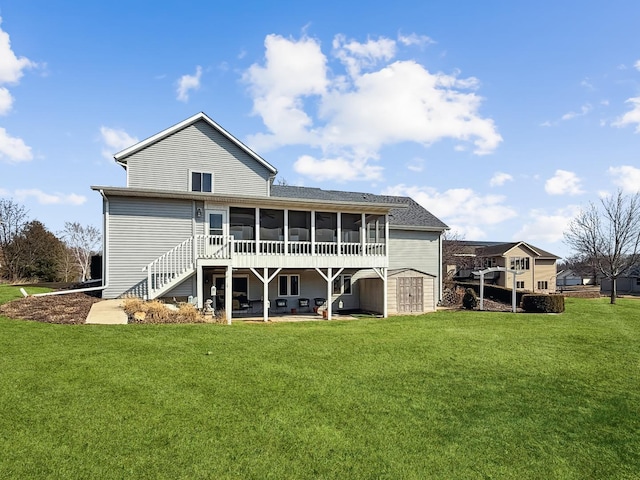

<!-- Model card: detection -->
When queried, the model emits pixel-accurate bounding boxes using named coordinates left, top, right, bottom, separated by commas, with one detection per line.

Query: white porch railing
left=144, top=234, right=386, bottom=299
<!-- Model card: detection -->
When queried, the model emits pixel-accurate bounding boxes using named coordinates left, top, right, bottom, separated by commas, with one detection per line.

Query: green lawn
left=1, top=290, right=639, bottom=479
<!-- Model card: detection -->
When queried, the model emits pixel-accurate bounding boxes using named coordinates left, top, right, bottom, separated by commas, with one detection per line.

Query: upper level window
left=510, top=257, right=530, bottom=270
left=191, top=171, right=212, bottom=192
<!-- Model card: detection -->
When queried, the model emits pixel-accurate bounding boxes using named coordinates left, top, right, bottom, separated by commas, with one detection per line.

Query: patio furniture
left=298, top=298, right=310, bottom=312
left=274, top=298, right=288, bottom=313
left=313, top=297, right=326, bottom=313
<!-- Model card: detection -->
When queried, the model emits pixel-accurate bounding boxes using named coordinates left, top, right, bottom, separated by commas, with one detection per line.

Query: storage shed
left=358, top=268, right=437, bottom=315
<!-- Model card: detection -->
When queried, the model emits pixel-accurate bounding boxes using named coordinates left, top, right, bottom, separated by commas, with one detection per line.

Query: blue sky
left=2, top=1, right=640, bottom=259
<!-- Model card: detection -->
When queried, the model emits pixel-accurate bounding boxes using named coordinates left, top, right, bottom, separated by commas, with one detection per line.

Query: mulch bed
left=0, top=293, right=102, bottom=325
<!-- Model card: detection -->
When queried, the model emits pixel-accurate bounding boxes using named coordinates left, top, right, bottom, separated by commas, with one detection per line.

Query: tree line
left=0, top=198, right=101, bottom=284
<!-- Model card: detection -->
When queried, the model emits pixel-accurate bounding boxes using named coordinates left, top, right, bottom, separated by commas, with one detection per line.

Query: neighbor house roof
left=475, top=241, right=559, bottom=259
left=113, top=112, right=278, bottom=175
left=271, top=185, right=448, bottom=231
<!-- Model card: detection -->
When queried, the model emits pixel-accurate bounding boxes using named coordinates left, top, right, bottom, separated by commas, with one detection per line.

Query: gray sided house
left=93, top=112, right=448, bottom=322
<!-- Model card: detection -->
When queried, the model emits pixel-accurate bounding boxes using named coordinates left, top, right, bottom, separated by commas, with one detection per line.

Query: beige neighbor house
left=92, top=112, right=448, bottom=323
left=448, top=241, right=560, bottom=293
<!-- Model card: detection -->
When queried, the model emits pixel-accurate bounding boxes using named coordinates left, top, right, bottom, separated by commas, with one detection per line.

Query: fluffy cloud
left=489, top=172, right=513, bottom=187
left=612, top=97, right=640, bottom=133
left=397, top=33, right=435, bottom=47
left=0, top=18, right=36, bottom=159
left=560, top=104, right=592, bottom=121
left=176, top=65, right=202, bottom=102
left=635, top=60, right=640, bottom=71
left=608, top=165, right=640, bottom=193
left=0, top=127, right=32, bottom=162
left=13, top=188, right=86, bottom=205
left=244, top=33, right=501, bottom=182
left=0, top=17, right=36, bottom=84
left=545, top=170, right=584, bottom=196
left=100, top=126, right=138, bottom=160
left=514, top=206, right=580, bottom=244
left=383, top=184, right=517, bottom=238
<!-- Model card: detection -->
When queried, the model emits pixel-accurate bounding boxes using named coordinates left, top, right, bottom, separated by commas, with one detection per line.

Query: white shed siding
left=125, top=120, right=271, bottom=196
left=388, top=230, right=440, bottom=275
left=104, top=196, right=196, bottom=299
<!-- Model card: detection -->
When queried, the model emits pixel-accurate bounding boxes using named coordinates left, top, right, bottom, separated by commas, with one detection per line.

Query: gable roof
left=475, top=241, right=559, bottom=259
left=271, top=185, right=448, bottom=230
left=113, top=112, right=278, bottom=174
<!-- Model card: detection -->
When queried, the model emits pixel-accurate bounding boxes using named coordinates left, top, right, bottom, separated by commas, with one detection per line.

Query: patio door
left=206, top=209, right=228, bottom=258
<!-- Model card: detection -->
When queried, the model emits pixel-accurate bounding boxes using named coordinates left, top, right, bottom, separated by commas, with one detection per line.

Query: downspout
left=31, top=189, right=109, bottom=297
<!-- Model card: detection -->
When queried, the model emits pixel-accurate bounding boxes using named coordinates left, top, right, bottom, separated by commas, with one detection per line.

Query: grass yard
left=1, top=292, right=639, bottom=479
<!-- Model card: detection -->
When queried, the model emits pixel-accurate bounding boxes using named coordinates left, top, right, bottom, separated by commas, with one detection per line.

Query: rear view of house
left=93, top=113, right=448, bottom=322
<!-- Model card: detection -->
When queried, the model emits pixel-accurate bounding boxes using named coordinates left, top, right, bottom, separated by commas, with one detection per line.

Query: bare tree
left=442, top=230, right=471, bottom=280
left=0, top=198, right=29, bottom=281
left=60, top=222, right=102, bottom=282
left=565, top=190, right=640, bottom=304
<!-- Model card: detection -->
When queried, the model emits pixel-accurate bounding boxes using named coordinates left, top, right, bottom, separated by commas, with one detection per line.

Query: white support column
left=326, top=267, right=333, bottom=320
left=255, top=207, right=260, bottom=255
left=382, top=267, right=388, bottom=318
left=225, top=266, right=233, bottom=325
left=337, top=213, right=342, bottom=255
left=311, top=210, right=316, bottom=255
left=315, top=267, right=344, bottom=321
left=196, top=263, right=204, bottom=309
left=361, top=213, right=366, bottom=255
left=250, top=267, right=281, bottom=322
left=385, top=214, right=390, bottom=256
left=284, top=209, right=289, bottom=254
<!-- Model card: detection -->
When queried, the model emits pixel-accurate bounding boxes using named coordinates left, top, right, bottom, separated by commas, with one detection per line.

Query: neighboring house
left=92, top=112, right=448, bottom=322
left=600, top=265, right=640, bottom=295
left=556, top=269, right=593, bottom=287
left=447, top=240, right=560, bottom=292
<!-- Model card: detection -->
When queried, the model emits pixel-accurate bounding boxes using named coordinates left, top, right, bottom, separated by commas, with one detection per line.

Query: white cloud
left=383, top=184, right=517, bottom=237
left=398, top=33, right=435, bottom=47
left=294, top=154, right=383, bottom=182
left=612, top=97, right=640, bottom=133
left=560, top=104, right=592, bottom=121
left=333, top=34, right=397, bottom=77
left=100, top=126, right=138, bottom=160
left=0, top=17, right=36, bottom=84
left=176, top=65, right=202, bottom=102
left=0, top=127, right=32, bottom=162
left=608, top=165, right=640, bottom=193
left=514, top=206, right=581, bottom=243
left=13, top=188, right=86, bottom=205
left=490, top=172, right=513, bottom=187
left=545, top=170, right=584, bottom=196
left=407, top=157, right=424, bottom=172
left=244, top=33, right=502, bottom=182
left=0, top=87, right=13, bottom=115
left=635, top=60, right=640, bottom=71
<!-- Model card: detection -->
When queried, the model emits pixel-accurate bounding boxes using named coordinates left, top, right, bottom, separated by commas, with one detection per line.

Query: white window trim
left=333, top=274, right=353, bottom=296
left=189, top=169, right=214, bottom=193
left=278, top=274, right=300, bottom=297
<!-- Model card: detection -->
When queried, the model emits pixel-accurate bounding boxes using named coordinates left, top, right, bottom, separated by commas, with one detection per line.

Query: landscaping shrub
left=122, top=298, right=211, bottom=324
left=462, top=288, right=478, bottom=310
left=456, top=281, right=528, bottom=305
left=521, top=294, right=565, bottom=313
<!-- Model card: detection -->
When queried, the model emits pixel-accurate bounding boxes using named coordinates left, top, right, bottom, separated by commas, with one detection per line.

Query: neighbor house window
left=516, top=281, right=525, bottom=289
left=278, top=274, right=300, bottom=296
left=482, top=258, right=496, bottom=268
left=333, top=274, right=352, bottom=295
left=191, top=171, right=212, bottom=192
left=537, top=281, right=548, bottom=290
left=510, top=257, right=530, bottom=270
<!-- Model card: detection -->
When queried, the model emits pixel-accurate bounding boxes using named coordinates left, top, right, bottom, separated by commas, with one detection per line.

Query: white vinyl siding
left=125, top=120, right=271, bottom=195
left=104, top=196, right=197, bottom=299
left=388, top=229, right=440, bottom=275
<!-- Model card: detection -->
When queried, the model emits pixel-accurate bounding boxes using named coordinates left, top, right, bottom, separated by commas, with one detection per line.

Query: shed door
left=397, top=277, right=423, bottom=313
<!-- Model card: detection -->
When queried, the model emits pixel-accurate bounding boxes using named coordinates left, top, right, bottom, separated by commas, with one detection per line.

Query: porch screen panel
left=260, top=209, right=284, bottom=241
left=288, top=210, right=311, bottom=241
left=366, top=214, right=385, bottom=243
left=315, top=212, right=337, bottom=242
left=230, top=207, right=255, bottom=240
left=341, top=213, right=361, bottom=243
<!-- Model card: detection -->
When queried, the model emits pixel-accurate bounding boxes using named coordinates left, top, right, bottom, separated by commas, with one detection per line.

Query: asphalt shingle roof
left=271, top=185, right=448, bottom=230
